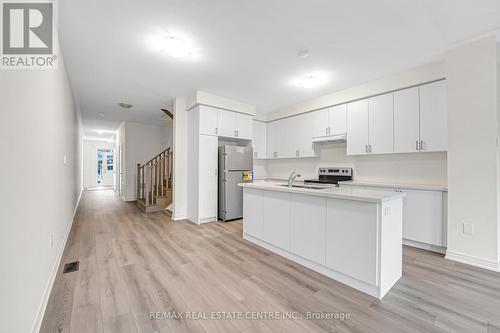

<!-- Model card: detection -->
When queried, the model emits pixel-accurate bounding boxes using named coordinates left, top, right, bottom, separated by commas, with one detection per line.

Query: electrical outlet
left=463, top=223, right=474, bottom=235
left=50, top=234, right=54, bottom=247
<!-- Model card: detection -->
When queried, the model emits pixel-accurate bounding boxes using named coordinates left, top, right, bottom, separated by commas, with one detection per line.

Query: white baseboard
left=403, top=239, right=446, bottom=254
left=172, top=214, right=187, bottom=221
left=446, top=249, right=500, bottom=272
left=30, top=189, right=82, bottom=333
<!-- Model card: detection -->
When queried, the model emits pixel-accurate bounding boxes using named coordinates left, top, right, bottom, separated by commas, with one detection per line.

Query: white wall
left=121, top=122, right=167, bottom=201
left=0, top=55, right=82, bottom=332
left=261, top=145, right=447, bottom=185
left=173, top=97, right=188, bottom=220
left=82, top=140, right=114, bottom=188
left=445, top=37, right=500, bottom=270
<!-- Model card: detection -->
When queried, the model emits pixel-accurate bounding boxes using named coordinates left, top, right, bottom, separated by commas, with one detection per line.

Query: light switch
left=463, top=223, right=474, bottom=235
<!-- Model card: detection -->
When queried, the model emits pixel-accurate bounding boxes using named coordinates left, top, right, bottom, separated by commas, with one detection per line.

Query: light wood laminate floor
left=40, top=189, right=500, bottom=333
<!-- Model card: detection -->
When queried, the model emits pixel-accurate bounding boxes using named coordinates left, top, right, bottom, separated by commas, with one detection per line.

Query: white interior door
left=368, top=93, right=394, bottom=154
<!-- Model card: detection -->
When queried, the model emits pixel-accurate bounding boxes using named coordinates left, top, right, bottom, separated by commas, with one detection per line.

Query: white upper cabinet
left=199, top=107, right=253, bottom=140
left=313, top=109, right=329, bottom=137
left=199, top=106, right=218, bottom=136
left=394, top=87, right=420, bottom=153
left=368, top=93, right=394, bottom=154
left=252, top=120, right=267, bottom=159
left=296, top=112, right=316, bottom=157
left=420, top=80, right=447, bottom=152
left=329, top=104, right=347, bottom=136
left=267, top=120, right=281, bottom=158
left=267, top=113, right=316, bottom=159
left=235, top=113, right=253, bottom=139
left=313, top=105, right=347, bottom=138
left=217, top=110, right=236, bottom=137
left=347, top=99, right=369, bottom=155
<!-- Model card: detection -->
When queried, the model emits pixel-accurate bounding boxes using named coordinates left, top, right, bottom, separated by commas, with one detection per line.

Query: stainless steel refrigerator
left=218, top=145, right=253, bottom=221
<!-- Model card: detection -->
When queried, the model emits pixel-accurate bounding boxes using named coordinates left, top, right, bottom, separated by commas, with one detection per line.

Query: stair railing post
left=136, top=164, right=141, bottom=200
left=149, top=164, right=153, bottom=204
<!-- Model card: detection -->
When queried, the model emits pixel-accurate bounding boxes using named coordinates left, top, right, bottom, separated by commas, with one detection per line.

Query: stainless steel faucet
left=287, top=171, right=301, bottom=187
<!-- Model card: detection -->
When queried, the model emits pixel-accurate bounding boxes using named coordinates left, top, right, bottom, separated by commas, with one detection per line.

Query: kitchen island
left=239, top=181, right=405, bottom=299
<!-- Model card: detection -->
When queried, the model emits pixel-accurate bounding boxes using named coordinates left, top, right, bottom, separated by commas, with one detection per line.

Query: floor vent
left=63, top=261, right=79, bottom=274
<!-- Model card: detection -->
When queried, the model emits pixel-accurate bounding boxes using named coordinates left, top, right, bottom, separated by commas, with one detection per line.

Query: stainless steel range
left=304, top=167, right=353, bottom=186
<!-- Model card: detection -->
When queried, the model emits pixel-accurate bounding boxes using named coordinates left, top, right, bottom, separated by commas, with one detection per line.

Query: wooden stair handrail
left=136, top=147, right=173, bottom=207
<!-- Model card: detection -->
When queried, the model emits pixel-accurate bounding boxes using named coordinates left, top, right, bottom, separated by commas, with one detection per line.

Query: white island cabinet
left=240, top=182, right=404, bottom=299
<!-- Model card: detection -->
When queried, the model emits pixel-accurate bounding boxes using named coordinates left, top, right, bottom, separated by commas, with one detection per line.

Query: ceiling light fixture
left=159, top=35, right=194, bottom=58
left=118, top=102, right=133, bottom=109
left=294, top=74, right=327, bottom=89
left=98, top=112, right=105, bottom=117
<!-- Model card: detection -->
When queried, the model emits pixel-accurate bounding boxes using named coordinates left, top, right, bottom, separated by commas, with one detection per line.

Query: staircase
left=136, top=147, right=173, bottom=213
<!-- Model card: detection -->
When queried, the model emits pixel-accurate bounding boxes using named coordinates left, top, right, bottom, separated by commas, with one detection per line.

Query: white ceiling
left=59, top=0, right=500, bottom=132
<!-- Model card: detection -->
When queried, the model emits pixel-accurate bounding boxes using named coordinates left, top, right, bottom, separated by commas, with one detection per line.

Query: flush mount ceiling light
left=294, top=74, right=328, bottom=89
left=159, top=35, right=194, bottom=58
left=98, top=112, right=105, bottom=117
left=118, top=102, right=133, bottom=109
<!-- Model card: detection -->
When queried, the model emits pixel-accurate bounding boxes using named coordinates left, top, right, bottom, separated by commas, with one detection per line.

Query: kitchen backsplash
left=254, top=143, right=447, bottom=185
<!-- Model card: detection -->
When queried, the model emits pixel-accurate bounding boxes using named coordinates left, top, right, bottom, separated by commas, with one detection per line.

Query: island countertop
left=239, top=181, right=405, bottom=203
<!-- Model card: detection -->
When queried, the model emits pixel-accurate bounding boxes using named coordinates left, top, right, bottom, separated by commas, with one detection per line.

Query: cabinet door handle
left=370, top=144, right=373, bottom=153
left=416, top=140, right=419, bottom=151
left=215, top=127, right=218, bottom=135
left=420, top=140, right=424, bottom=151
left=365, top=144, right=368, bottom=153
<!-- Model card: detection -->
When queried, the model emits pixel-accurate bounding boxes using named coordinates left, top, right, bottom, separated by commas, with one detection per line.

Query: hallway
left=40, top=190, right=500, bottom=333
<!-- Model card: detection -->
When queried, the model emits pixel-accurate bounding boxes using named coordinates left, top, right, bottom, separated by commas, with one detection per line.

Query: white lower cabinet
left=340, top=183, right=447, bottom=250
left=290, top=194, right=327, bottom=264
left=326, top=199, right=378, bottom=285
left=262, top=191, right=290, bottom=250
left=401, top=189, right=444, bottom=246
left=243, top=188, right=264, bottom=238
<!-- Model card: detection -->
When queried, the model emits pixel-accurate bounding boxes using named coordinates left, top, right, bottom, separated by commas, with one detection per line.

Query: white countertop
left=239, top=181, right=405, bottom=203
left=338, top=180, right=448, bottom=192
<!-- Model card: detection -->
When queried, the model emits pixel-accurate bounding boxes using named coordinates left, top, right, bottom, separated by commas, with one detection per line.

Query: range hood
left=312, top=133, right=347, bottom=143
